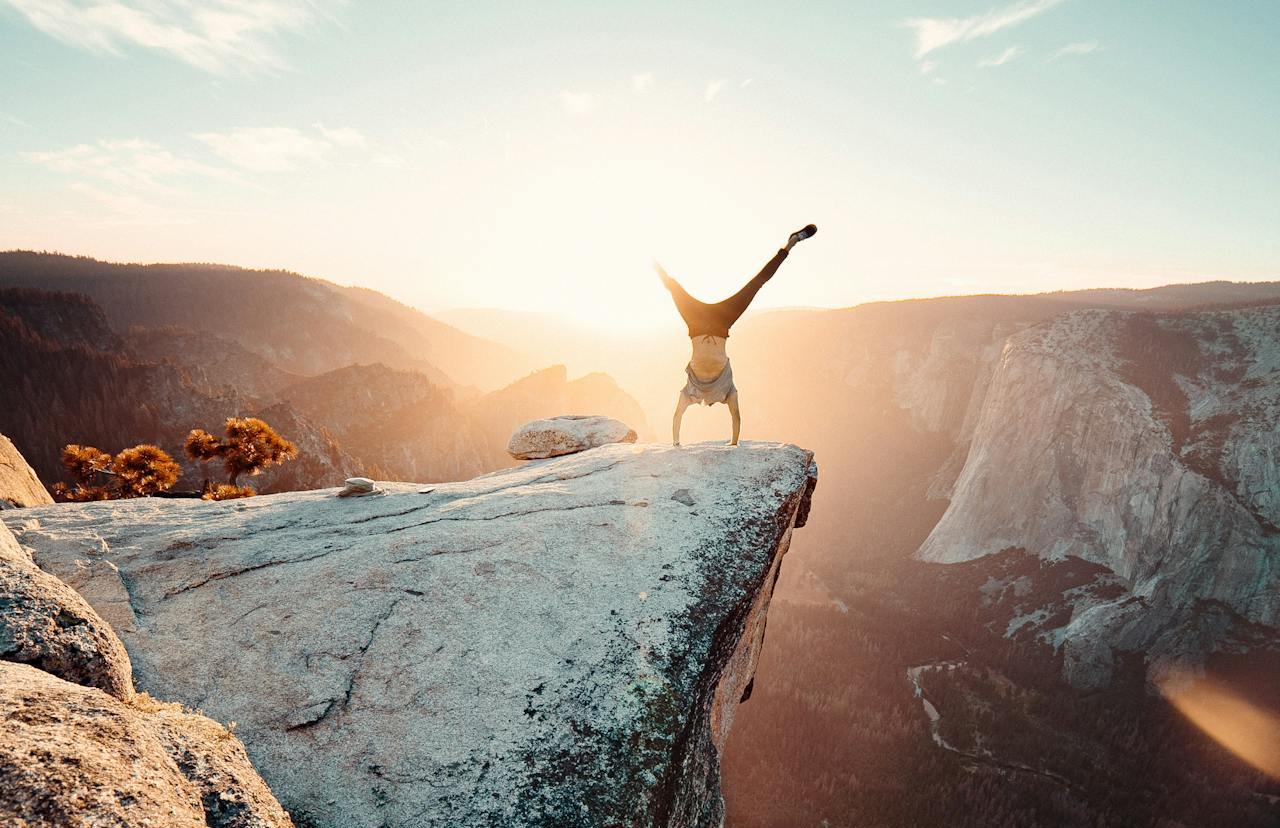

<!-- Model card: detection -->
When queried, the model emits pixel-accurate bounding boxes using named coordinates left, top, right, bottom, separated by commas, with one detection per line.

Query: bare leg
left=672, top=393, right=692, bottom=446
left=727, top=391, right=741, bottom=445
left=656, top=262, right=713, bottom=333
left=711, top=248, right=789, bottom=330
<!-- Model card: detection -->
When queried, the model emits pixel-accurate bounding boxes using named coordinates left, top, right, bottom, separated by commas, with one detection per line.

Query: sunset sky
left=1, top=1, right=1276, bottom=329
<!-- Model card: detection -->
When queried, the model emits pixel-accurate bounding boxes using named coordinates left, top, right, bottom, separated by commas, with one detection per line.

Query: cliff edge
left=6, top=440, right=817, bottom=827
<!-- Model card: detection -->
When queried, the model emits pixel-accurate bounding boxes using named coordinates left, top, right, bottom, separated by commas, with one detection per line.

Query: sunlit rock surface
left=6, top=441, right=816, bottom=828
left=0, top=661, right=296, bottom=828
left=0, top=434, right=52, bottom=509
left=0, top=522, right=294, bottom=827
left=918, top=307, right=1280, bottom=685
left=0, top=521, right=133, bottom=700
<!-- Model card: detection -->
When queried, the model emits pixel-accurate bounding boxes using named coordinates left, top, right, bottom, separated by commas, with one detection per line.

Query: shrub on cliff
left=185, top=417, right=298, bottom=491
left=52, top=443, right=180, bottom=501
left=203, top=484, right=257, bottom=501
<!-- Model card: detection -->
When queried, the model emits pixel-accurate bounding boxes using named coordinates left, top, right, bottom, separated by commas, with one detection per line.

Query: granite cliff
left=917, top=307, right=1280, bottom=685
left=6, top=440, right=816, bottom=827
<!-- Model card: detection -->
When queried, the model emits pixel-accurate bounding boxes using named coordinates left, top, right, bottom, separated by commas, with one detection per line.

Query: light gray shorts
left=681, top=360, right=736, bottom=406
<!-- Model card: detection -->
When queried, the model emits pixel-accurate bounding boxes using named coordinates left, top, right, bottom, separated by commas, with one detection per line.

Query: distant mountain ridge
left=0, top=251, right=531, bottom=391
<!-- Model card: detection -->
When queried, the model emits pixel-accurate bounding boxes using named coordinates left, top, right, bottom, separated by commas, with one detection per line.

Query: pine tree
left=184, top=417, right=297, bottom=491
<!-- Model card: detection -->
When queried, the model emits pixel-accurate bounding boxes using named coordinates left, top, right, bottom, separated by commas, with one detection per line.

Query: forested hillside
left=0, top=275, right=647, bottom=496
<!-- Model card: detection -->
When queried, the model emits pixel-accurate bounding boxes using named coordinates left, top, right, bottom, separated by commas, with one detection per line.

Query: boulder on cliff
left=0, top=661, right=294, bottom=828
left=6, top=441, right=817, bottom=828
left=0, top=434, right=53, bottom=509
left=0, top=521, right=133, bottom=700
left=507, top=414, right=638, bottom=459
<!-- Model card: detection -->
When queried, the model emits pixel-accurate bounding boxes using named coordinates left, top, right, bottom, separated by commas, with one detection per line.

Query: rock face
left=917, top=308, right=1280, bottom=685
left=7, top=441, right=817, bottom=827
left=507, top=414, right=638, bottom=459
left=0, top=521, right=133, bottom=699
left=0, top=434, right=53, bottom=509
left=0, top=519, right=295, bottom=826
left=0, top=662, right=294, bottom=828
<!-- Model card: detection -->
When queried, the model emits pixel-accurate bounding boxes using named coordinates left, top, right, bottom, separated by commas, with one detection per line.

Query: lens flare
left=1161, top=674, right=1280, bottom=780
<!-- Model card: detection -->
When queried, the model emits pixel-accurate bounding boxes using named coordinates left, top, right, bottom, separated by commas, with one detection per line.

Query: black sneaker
left=788, top=224, right=817, bottom=246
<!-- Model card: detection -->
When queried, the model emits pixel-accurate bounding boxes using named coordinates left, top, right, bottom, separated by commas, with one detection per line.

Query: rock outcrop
left=0, top=662, right=294, bottom=828
left=917, top=307, right=1280, bottom=685
left=0, top=435, right=53, bottom=509
left=7, top=441, right=817, bottom=827
left=0, top=521, right=133, bottom=699
left=0, top=519, right=295, bottom=826
left=507, top=414, right=638, bottom=459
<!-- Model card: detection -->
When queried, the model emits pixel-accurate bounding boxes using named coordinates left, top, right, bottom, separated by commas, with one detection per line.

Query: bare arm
left=727, top=391, right=741, bottom=446
left=672, top=393, right=691, bottom=446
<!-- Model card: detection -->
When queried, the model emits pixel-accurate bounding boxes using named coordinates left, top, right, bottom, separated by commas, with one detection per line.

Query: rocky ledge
left=6, top=441, right=817, bottom=827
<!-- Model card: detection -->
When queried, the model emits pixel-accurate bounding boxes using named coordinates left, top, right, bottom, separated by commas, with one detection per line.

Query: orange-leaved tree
left=53, top=444, right=113, bottom=501
left=52, top=443, right=180, bottom=501
left=184, top=417, right=297, bottom=490
left=112, top=444, right=182, bottom=497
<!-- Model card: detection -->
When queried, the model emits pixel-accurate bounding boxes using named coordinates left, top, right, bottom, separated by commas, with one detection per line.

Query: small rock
left=671, top=489, right=696, bottom=507
left=507, top=415, right=637, bottom=460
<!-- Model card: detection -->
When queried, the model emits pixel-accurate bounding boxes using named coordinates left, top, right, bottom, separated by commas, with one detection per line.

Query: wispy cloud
left=24, top=138, right=236, bottom=192
left=2, top=0, right=334, bottom=73
left=979, top=46, right=1023, bottom=67
left=192, top=126, right=339, bottom=171
left=919, top=60, right=939, bottom=75
left=1050, top=40, right=1100, bottom=60
left=23, top=138, right=242, bottom=223
left=704, top=79, right=726, bottom=103
left=631, top=72, right=654, bottom=93
left=905, top=0, right=1066, bottom=59
left=740, top=78, right=754, bottom=88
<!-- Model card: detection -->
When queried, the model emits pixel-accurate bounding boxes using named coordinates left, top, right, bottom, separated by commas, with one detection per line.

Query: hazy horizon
left=6, top=246, right=1279, bottom=340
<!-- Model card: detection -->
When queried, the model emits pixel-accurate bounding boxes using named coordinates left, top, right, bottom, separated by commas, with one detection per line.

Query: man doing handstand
left=657, top=224, right=817, bottom=446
